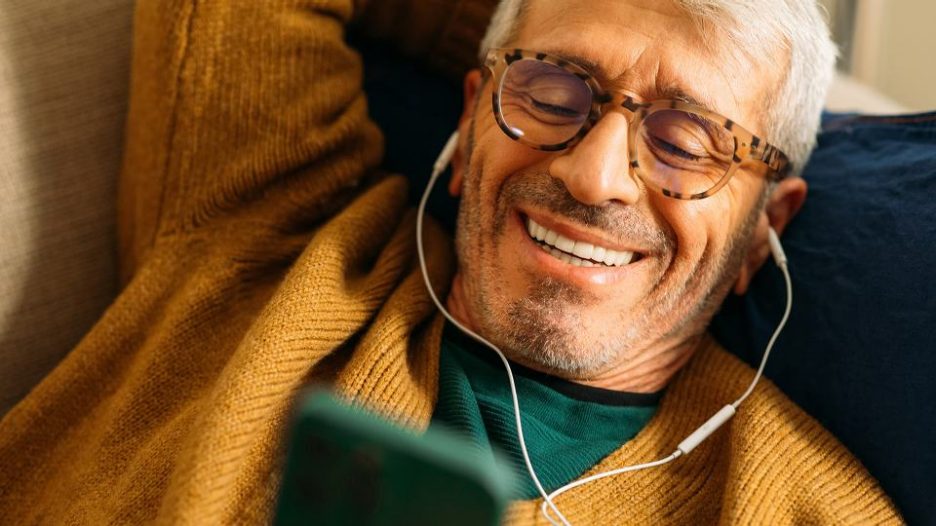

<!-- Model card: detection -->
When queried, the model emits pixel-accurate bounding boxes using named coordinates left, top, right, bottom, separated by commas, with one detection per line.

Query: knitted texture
left=432, top=325, right=657, bottom=499
left=502, top=336, right=901, bottom=524
left=0, top=0, right=450, bottom=523
left=0, top=0, right=901, bottom=524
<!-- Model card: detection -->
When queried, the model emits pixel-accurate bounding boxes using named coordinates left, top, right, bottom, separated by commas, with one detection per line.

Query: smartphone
left=275, top=390, right=515, bottom=526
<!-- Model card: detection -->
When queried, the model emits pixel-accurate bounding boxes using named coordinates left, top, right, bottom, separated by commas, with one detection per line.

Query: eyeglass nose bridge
left=585, top=92, right=650, bottom=143
left=577, top=93, right=648, bottom=154
left=570, top=92, right=649, bottom=192
left=589, top=93, right=648, bottom=124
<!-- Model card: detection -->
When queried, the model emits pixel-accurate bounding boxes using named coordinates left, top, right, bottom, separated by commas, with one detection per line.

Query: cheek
left=471, top=137, right=550, bottom=219
left=470, top=95, right=550, bottom=186
left=458, top=129, right=548, bottom=276
left=666, top=176, right=764, bottom=274
left=654, top=192, right=736, bottom=268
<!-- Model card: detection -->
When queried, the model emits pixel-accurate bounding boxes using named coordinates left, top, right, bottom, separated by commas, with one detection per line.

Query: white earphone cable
left=417, top=131, right=793, bottom=526
left=540, top=259, right=792, bottom=524
left=732, top=259, right=792, bottom=408
left=416, top=132, right=571, bottom=525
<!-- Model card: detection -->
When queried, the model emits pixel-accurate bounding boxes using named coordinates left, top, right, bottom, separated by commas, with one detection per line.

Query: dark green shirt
left=430, top=324, right=661, bottom=499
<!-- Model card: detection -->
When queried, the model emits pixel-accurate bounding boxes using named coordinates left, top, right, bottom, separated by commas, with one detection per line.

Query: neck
left=572, top=335, right=702, bottom=393
left=445, top=275, right=701, bottom=394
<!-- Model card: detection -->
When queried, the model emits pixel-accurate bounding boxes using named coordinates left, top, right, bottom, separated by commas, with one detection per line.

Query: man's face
left=449, top=0, right=782, bottom=388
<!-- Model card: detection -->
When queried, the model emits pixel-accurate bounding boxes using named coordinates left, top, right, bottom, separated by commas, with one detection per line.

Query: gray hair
left=479, top=0, right=838, bottom=176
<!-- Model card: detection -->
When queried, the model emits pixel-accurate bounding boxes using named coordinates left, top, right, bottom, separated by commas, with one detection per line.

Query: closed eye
left=649, top=135, right=702, bottom=161
left=531, top=98, right=581, bottom=117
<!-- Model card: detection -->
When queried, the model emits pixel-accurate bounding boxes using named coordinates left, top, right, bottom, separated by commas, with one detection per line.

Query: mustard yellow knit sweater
left=0, top=0, right=901, bottom=524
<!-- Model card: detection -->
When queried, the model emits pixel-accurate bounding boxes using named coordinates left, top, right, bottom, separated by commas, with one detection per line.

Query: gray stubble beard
left=452, top=118, right=766, bottom=380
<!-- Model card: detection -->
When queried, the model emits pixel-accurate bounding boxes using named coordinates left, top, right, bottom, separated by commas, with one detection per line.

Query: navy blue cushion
left=711, top=112, right=936, bottom=524
left=357, top=40, right=936, bottom=523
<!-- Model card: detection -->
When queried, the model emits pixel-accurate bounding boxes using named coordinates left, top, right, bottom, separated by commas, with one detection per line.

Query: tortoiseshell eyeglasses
left=483, top=48, right=791, bottom=200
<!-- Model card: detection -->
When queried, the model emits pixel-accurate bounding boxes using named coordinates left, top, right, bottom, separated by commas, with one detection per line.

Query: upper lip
left=520, top=208, right=650, bottom=256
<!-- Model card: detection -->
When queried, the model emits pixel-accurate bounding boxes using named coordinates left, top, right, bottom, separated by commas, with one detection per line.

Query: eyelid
left=530, top=48, right=719, bottom=114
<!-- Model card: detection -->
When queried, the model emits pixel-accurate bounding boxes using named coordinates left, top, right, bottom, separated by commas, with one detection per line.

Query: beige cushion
left=0, top=0, right=135, bottom=416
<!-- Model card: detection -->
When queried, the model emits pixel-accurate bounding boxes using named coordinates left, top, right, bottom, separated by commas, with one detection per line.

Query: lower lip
left=513, top=212, right=644, bottom=287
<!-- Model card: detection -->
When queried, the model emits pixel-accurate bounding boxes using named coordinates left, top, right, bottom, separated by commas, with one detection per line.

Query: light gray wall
left=859, top=0, right=936, bottom=111
left=823, top=0, right=936, bottom=111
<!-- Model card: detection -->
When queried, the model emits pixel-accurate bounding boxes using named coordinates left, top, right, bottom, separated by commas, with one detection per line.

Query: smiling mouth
left=524, top=217, right=642, bottom=268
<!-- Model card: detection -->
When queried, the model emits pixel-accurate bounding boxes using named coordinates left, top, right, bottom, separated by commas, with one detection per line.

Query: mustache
left=500, top=172, right=675, bottom=254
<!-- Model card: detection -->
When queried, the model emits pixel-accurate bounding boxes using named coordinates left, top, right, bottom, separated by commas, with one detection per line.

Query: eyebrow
left=542, top=49, right=719, bottom=114
left=656, top=85, right=715, bottom=112
left=545, top=50, right=607, bottom=80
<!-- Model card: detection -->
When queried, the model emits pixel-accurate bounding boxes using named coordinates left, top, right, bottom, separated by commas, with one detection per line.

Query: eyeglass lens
left=498, top=58, right=738, bottom=196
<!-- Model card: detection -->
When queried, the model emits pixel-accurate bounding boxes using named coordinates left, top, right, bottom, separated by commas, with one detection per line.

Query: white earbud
left=767, top=227, right=787, bottom=267
left=434, top=132, right=460, bottom=177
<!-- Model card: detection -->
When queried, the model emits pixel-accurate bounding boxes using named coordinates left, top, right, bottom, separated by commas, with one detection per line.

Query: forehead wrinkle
left=517, top=1, right=763, bottom=130
left=640, top=43, right=757, bottom=127
left=650, top=62, right=724, bottom=115
left=540, top=44, right=726, bottom=117
left=517, top=5, right=662, bottom=81
left=525, top=33, right=731, bottom=118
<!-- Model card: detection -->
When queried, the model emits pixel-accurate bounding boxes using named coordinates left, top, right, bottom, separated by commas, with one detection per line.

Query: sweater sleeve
left=116, top=0, right=500, bottom=283
left=117, top=0, right=385, bottom=283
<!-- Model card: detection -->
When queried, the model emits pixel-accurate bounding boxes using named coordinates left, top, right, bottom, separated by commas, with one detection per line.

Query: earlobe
left=732, top=177, right=808, bottom=295
left=448, top=70, right=483, bottom=198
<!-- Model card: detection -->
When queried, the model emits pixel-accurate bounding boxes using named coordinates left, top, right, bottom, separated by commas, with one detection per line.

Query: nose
left=547, top=112, right=642, bottom=206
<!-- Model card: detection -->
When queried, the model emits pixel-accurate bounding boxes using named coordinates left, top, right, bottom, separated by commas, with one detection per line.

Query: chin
left=477, top=291, right=623, bottom=378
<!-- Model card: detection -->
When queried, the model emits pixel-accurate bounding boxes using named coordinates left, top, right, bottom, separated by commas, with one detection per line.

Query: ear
left=448, top=69, right=483, bottom=197
left=733, top=176, right=808, bottom=295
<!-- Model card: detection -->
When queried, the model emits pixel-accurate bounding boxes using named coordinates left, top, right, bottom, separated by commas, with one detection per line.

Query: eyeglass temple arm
left=750, top=140, right=793, bottom=180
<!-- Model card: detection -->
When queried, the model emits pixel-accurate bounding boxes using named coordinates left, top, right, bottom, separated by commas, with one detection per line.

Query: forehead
left=515, top=0, right=777, bottom=134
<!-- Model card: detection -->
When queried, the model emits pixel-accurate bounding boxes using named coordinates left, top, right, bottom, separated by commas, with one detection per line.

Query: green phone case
left=275, top=390, right=515, bottom=526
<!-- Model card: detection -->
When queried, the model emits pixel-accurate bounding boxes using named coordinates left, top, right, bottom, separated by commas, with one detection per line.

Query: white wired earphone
left=416, top=131, right=793, bottom=526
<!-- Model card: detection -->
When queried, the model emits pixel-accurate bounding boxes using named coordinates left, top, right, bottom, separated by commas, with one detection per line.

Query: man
left=0, top=0, right=900, bottom=523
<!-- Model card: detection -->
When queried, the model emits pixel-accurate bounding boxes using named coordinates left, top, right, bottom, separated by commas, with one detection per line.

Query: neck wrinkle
left=575, top=333, right=705, bottom=393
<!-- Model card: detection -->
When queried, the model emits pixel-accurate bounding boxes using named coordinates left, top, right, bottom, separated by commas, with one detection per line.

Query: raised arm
left=117, top=0, right=384, bottom=282
left=0, top=1, right=480, bottom=522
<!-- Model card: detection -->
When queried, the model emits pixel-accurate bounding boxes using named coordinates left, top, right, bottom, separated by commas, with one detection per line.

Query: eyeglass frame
left=482, top=48, right=792, bottom=200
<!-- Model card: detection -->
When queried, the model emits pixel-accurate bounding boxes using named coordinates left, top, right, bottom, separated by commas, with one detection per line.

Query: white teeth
left=544, top=229, right=558, bottom=245
left=615, top=251, right=634, bottom=266
left=554, top=234, right=574, bottom=253
left=592, top=245, right=606, bottom=262
left=572, top=242, right=594, bottom=260
left=534, top=223, right=547, bottom=241
left=525, top=217, right=637, bottom=268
